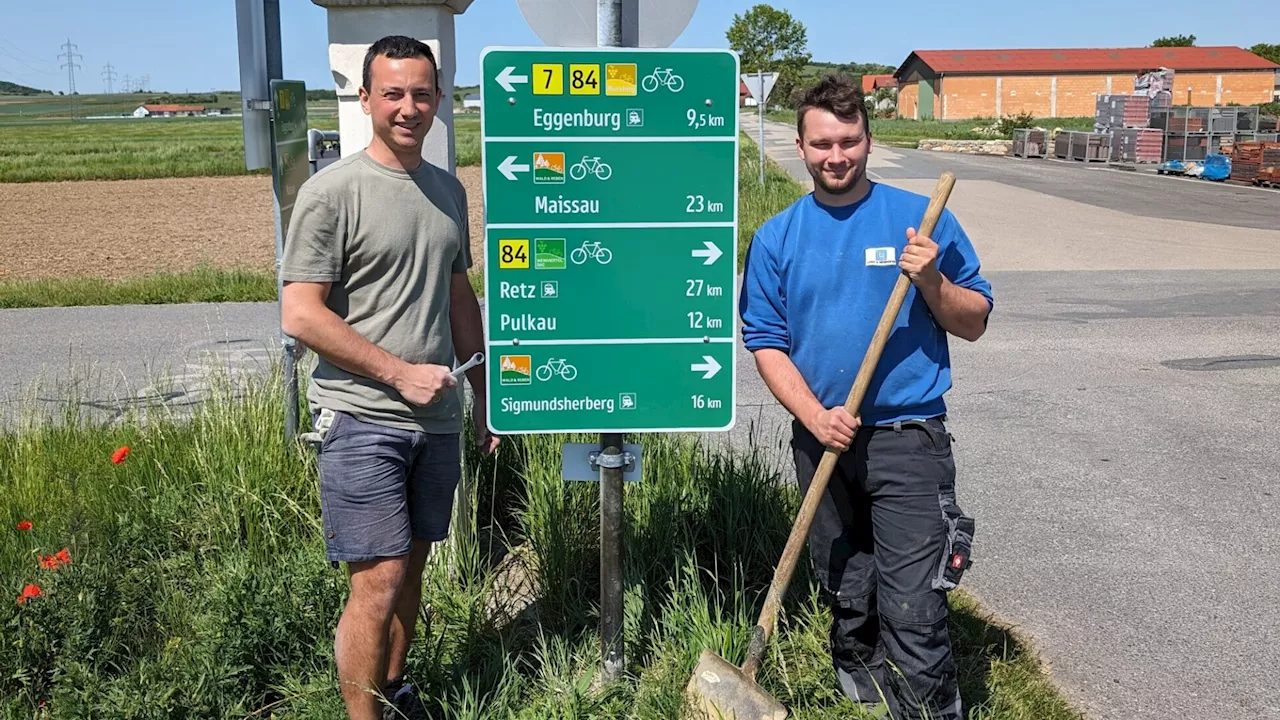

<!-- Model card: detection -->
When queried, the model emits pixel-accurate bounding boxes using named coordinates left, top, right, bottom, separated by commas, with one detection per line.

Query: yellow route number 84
left=499, top=239, right=530, bottom=269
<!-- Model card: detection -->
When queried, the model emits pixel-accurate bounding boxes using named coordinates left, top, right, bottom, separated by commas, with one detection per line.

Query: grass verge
left=0, top=266, right=278, bottom=309
left=0, top=361, right=1084, bottom=719
left=738, top=133, right=807, bottom=269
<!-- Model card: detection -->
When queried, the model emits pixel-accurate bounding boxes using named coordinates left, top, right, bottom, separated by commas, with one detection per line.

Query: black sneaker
left=380, top=680, right=428, bottom=720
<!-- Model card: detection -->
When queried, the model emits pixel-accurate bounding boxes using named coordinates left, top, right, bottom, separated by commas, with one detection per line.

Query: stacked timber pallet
left=1166, top=134, right=1209, bottom=162
left=1230, top=141, right=1263, bottom=182
left=1167, top=116, right=1206, bottom=133
left=1054, top=131, right=1110, bottom=162
left=1012, top=128, right=1049, bottom=158
left=1095, top=94, right=1150, bottom=131
left=1111, top=127, right=1163, bottom=163
left=1259, top=143, right=1280, bottom=187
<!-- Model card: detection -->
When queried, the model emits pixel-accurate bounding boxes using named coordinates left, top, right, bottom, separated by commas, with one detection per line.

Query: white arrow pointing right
left=498, top=155, right=530, bottom=182
left=691, top=241, right=723, bottom=266
left=496, top=66, right=529, bottom=93
left=691, top=355, right=722, bottom=380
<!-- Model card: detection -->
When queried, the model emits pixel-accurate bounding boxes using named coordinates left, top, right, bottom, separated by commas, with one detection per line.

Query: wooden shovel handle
left=741, top=172, right=957, bottom=679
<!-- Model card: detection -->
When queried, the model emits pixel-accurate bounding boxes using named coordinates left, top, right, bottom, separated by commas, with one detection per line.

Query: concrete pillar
left=995, top=77, right=1002, bottom=117
left=1050, top=76, right=1058, bottom=118
left=311, top=0, right=474, bottom=173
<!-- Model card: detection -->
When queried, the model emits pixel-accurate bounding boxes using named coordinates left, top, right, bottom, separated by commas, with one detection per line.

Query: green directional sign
left=480, top=47, right=739, bottom=434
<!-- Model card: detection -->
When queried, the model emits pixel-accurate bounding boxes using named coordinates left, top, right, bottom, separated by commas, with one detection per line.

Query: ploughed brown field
left=0, top=166, right=486, bottom=281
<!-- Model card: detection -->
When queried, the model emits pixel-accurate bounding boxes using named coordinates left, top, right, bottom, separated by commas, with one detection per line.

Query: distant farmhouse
left=133, top=104, right=233, bottom=118
left=463, top=93, right=481, bottom=110
left=892, top=45, right=1279, bottom=120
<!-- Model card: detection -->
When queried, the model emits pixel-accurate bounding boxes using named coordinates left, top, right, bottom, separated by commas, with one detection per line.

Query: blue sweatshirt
left=739, top=182, right=993, bottom=426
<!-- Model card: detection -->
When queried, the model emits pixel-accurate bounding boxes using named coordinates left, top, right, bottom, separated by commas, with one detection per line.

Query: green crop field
left=0, top=91, right=485, bottom=182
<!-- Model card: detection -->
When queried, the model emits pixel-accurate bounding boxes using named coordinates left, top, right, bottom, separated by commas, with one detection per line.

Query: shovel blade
left=684, top=650, right=788, bottom=720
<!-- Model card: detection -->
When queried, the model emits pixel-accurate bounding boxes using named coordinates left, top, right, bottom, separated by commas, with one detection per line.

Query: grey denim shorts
left=315, top=410, right=461, bottom=565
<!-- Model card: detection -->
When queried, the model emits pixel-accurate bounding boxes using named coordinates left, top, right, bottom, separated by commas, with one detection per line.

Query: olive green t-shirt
left=281, top=150, right=471, bottom=434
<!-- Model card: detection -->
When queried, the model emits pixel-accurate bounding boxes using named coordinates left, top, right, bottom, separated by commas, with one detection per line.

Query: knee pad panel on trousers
left=878, top=588, right=948, bottom=629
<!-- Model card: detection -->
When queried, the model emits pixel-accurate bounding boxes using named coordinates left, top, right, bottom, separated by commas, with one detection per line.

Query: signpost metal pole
left=597, top=0, right=626, bottom=686
left=254, top=0, right=299, bottom=443
left=757, top=68, right=765, bottom=185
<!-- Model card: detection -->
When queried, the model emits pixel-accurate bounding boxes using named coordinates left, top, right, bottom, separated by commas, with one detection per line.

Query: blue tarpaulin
left=1201, top=153, right=1231, bottom=181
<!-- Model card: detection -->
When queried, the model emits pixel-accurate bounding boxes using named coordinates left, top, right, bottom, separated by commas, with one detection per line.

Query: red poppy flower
left=17, top=584, right=41, bottom=605
left=16, top=521, right=32, bottom=531
left=111, top=446, right=131, bottom=464
left=37, top=548, right=71, bottom=570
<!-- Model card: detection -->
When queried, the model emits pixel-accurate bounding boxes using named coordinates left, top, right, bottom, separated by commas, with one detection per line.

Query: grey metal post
left=260, top=0, right=297, bottom=442
left=758, top=69, right=765, bottom=184
left=598, top=0, right=625, bottom=685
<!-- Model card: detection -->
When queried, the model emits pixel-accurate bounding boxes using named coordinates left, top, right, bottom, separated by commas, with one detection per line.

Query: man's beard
left=809, top=163, right=864, bottom=195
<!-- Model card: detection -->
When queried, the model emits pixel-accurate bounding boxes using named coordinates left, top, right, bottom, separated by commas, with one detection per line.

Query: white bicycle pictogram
left=641, top=67, right=685, bottom=93
left=570, top=241, right=613, bottom=265
left=535, top=358, right=578, bottom=382
left=569, top=156, right=613, bottom=181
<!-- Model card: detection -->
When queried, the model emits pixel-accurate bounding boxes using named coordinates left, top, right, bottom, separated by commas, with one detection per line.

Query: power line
left=0, top=47, right=57, bottom=76
left=102, top=62, right=117, bottom=94
left=58, top=38, right=82, bottom=119
left=0, top=35, right=51, bottom=64
left=123, top=73, right=132, bottom=93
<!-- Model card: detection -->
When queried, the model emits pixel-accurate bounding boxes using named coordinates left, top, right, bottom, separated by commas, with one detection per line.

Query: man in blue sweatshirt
left=739, top=74, right=993, bottom=719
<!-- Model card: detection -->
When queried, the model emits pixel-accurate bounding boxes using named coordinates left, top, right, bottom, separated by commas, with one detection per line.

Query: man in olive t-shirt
left=280, top=36, right=497, bottom=720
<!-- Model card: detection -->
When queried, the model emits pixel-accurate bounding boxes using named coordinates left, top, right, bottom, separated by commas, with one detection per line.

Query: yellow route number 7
left=499, top=239, right=530, bottom=269
left=532, top=64, right=562, bottom=95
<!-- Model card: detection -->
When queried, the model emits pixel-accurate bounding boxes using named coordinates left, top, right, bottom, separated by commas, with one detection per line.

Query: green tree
left=1249, top=42, right=1280, bottom=65
left=1151, top=34, right=1196, bottom=47
left=726, top=4, right=811, bottom=108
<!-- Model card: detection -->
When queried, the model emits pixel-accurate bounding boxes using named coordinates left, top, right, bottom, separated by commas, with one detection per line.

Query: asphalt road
left=749, top=111, right=1280, bottom=230
left=0, top=303, right=281, bottom=427
left=4, top=118, right=1280, bottom=720
left=734, top=113, right=1280, bottom=720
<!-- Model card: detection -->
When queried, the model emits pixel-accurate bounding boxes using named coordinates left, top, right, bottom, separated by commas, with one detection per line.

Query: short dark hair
left=362, top=35, right=440, bottom=92
left=797, top=73, right=870, bottom=138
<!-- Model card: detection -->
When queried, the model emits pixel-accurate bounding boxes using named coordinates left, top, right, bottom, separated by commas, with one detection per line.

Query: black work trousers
left=791, top=415, right=972, bottom=720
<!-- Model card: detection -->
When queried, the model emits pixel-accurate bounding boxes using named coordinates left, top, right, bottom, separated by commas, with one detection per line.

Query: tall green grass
left=455, top=115, right=481, bottom=167
left=738, top=133, right=807, bottom=269
left=0, top=266, right=278, bottom=309
left=0, top=361, right=1084, bottom=719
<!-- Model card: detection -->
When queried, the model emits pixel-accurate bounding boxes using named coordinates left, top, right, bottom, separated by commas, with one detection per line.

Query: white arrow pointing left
left=691, top=355, right=722, bottom=380
left=691, top=241, right=723, bottom=266
left=496, top=66, right=529, bottom=93
left=498, top=156, right=530, bottom=181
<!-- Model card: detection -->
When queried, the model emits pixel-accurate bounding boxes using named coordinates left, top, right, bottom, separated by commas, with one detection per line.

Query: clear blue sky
left=1, top=0, right=1275, bottom=94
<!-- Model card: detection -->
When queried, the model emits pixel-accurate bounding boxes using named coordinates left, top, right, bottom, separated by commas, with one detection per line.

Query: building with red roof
left=891, top=46, right=1278, bottom=120
left=861, top=74, right=897, bottom=93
